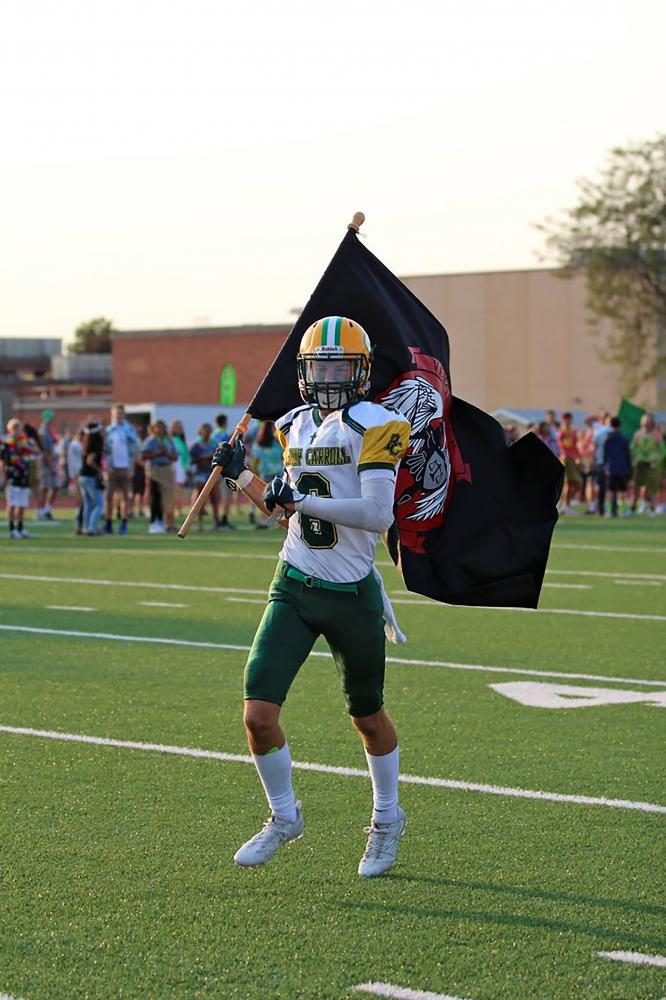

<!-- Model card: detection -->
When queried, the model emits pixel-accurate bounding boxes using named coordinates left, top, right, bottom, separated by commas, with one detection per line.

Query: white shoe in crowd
left=234, top=804, right=305, bottom=867
left=358, top=806, right=407, bottom=877
left=148, top=521, right=166, bottom=534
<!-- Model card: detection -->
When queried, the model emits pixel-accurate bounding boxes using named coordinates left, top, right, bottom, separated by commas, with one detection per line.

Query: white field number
left=490, top=681, right=666, bottom=710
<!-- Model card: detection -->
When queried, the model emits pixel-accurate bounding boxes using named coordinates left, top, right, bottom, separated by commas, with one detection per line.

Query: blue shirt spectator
left=212, top=414, right=230, bottom=447
left=190, top=423, right=216, bottom=485
left=142, top=429, right=177, bottom=466
left=251, top=421, right=284, bottom=479
left=105, top=404, right=138, bottom=470
left=604, top=426, right=631, bottom=477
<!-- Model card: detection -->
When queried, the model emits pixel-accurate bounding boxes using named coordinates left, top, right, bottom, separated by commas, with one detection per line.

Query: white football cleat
left=234, top=803, right=304, bottom=868
left=358, top=806, right=407, bottom=877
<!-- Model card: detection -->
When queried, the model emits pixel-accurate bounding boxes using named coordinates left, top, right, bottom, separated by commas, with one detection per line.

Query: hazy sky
left=1, top=0, right=664, bottom=342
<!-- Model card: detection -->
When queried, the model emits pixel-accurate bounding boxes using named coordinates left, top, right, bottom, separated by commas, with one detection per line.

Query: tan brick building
left=402, top=268, right=655, bottom=413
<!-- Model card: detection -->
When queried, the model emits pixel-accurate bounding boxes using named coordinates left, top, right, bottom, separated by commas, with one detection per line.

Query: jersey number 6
left=296, top=472, right=338, bottom=549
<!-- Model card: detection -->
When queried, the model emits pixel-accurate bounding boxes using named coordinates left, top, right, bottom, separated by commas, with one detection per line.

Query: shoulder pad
left=275, top=404, right=312, bottom=436
left=344, top=400, right=410, bottom=435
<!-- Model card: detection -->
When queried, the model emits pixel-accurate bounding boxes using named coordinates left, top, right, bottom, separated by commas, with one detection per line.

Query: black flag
left=249, top=227, right=563, bottom=608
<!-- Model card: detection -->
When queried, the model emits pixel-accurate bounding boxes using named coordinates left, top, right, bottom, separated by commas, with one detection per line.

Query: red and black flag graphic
left=249, top=226, right=563, bottom=609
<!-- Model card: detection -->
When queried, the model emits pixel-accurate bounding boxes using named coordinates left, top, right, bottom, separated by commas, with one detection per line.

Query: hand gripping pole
left=177, top=413, right=251, bottom=538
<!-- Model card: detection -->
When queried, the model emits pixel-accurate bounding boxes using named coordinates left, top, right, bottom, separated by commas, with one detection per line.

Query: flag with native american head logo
left=248, top=225, right=563, bottom=608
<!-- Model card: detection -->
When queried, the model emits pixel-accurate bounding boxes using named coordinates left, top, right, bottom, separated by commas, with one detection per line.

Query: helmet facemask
left=297, top=350, right=371, bottom=411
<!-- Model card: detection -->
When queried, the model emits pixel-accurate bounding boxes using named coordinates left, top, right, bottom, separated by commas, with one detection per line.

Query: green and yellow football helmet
left=297, top=316, right=372, bottom=411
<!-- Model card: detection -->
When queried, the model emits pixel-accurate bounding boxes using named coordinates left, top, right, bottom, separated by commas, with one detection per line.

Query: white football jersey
left=275, top=401, right=410, bottom=583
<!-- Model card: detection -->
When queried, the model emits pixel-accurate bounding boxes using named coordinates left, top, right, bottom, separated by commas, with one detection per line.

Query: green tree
left=70, top=317, right=115, bottom=354
left=539, top=134, right=666, bottom=403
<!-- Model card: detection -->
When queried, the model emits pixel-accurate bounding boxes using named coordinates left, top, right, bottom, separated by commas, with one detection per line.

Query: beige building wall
left=402, top=268, right=656, bottom=413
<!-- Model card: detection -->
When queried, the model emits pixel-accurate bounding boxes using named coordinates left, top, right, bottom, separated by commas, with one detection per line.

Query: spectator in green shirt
left=630, top=414, right=663, bottom=514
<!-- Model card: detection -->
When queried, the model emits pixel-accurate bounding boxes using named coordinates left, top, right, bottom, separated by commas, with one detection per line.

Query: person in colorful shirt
left=37, top=408, right=59, bottom=520
left=103, top=403, right=138, bottom=535
left=603, top=418, right=632, bottom=517
left=630, top=414, right=664, bottom=514
left=169, top=420, right=190, bottom=519
left=212, top=413, right=236, bottom=530
left=1, top=418, right=37, bottom=538
left=141, top=420, right=178, bottom=534
left=78, top=421, right=106, bottom=536
left=591, top=412, right=612, bottom=516
left=189, top=423, right=220, bottom=531
left=542, top=409, right=560, bottom=458
left=557, top=412, right=582, bottom=513
left=212, top=316, right=411, bottom=878
left=579, top=415, right=597, bottom=514
left=250, top=421, right=284, bottom=528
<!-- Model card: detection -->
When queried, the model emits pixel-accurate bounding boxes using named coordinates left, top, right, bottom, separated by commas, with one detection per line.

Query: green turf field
left=1, top=513, right=665, bottom=1000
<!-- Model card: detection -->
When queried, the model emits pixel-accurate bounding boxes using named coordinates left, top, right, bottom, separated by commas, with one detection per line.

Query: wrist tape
left=235, top=469, right=252, bottom=489
left=225, top=468, right=252, bottom=492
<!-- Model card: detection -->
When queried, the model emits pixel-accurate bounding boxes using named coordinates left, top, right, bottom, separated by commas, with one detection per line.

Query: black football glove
left=211, top=439, right=247, bottom=480
left=263, top=477, right=304, bottom=513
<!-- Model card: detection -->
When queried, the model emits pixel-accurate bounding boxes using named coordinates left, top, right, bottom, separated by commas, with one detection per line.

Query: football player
left=213, top=316, right=411, bottom=876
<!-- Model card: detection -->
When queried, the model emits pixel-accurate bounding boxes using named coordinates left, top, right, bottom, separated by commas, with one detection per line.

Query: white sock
left=365, top=745, right=399, bottom=825
left=253, top=743, right=297, bottom=821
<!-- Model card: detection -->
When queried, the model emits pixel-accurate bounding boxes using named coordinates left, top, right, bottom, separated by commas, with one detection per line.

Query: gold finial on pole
left=347, top=211, right=365, bottom=232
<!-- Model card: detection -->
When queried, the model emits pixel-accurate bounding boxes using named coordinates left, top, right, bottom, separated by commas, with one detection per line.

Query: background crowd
left=0, top=404, right=284, bottom=538
left=504, top=409, right=666, bottom=517
left=1, top=404, right=664, bottom=539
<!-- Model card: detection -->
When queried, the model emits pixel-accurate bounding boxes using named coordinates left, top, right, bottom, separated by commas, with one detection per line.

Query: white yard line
left=140, top=601, right=189, bottom=608
left=351, top=984, right=469, bottom=1000
left=226, top=592, right=666, bottom=623
left=540, top=583, right=592, bottom=590
left=1, top=725, right=664, bottom=815
left=7, top=532, right=666, bottom=558
left=7, top=535, right=664, bottom=554
left=2, top=573, right=664, bottom=623
left=0, top=572, right=267, bottom=596
left=597, top=950, right=666, bottom=968
left=45, top=605, right=95, bottom=612
left=547, top=570, right=666, bottom=581
left=518, top=607, right=666, bottom=622
left=1, top=622, right=664, bottom=688
left=614, top=580, right=663, bottom=587
left=2, top=545, right=281, bottom=561
left=552, top=543, right=666, bottom=554
left=9, top=553, right=665, bottom=583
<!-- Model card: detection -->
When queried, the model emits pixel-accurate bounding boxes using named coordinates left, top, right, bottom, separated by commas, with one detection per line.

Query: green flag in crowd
left=618, top=398, right=645, bottom=440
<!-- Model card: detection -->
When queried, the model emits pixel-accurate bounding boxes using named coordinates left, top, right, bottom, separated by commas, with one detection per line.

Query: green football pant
left=244, top=560, right=386, bottom=717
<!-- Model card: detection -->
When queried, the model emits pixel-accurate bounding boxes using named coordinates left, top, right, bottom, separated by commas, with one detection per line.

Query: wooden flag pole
left=177, top=412, right=251, bottom=538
